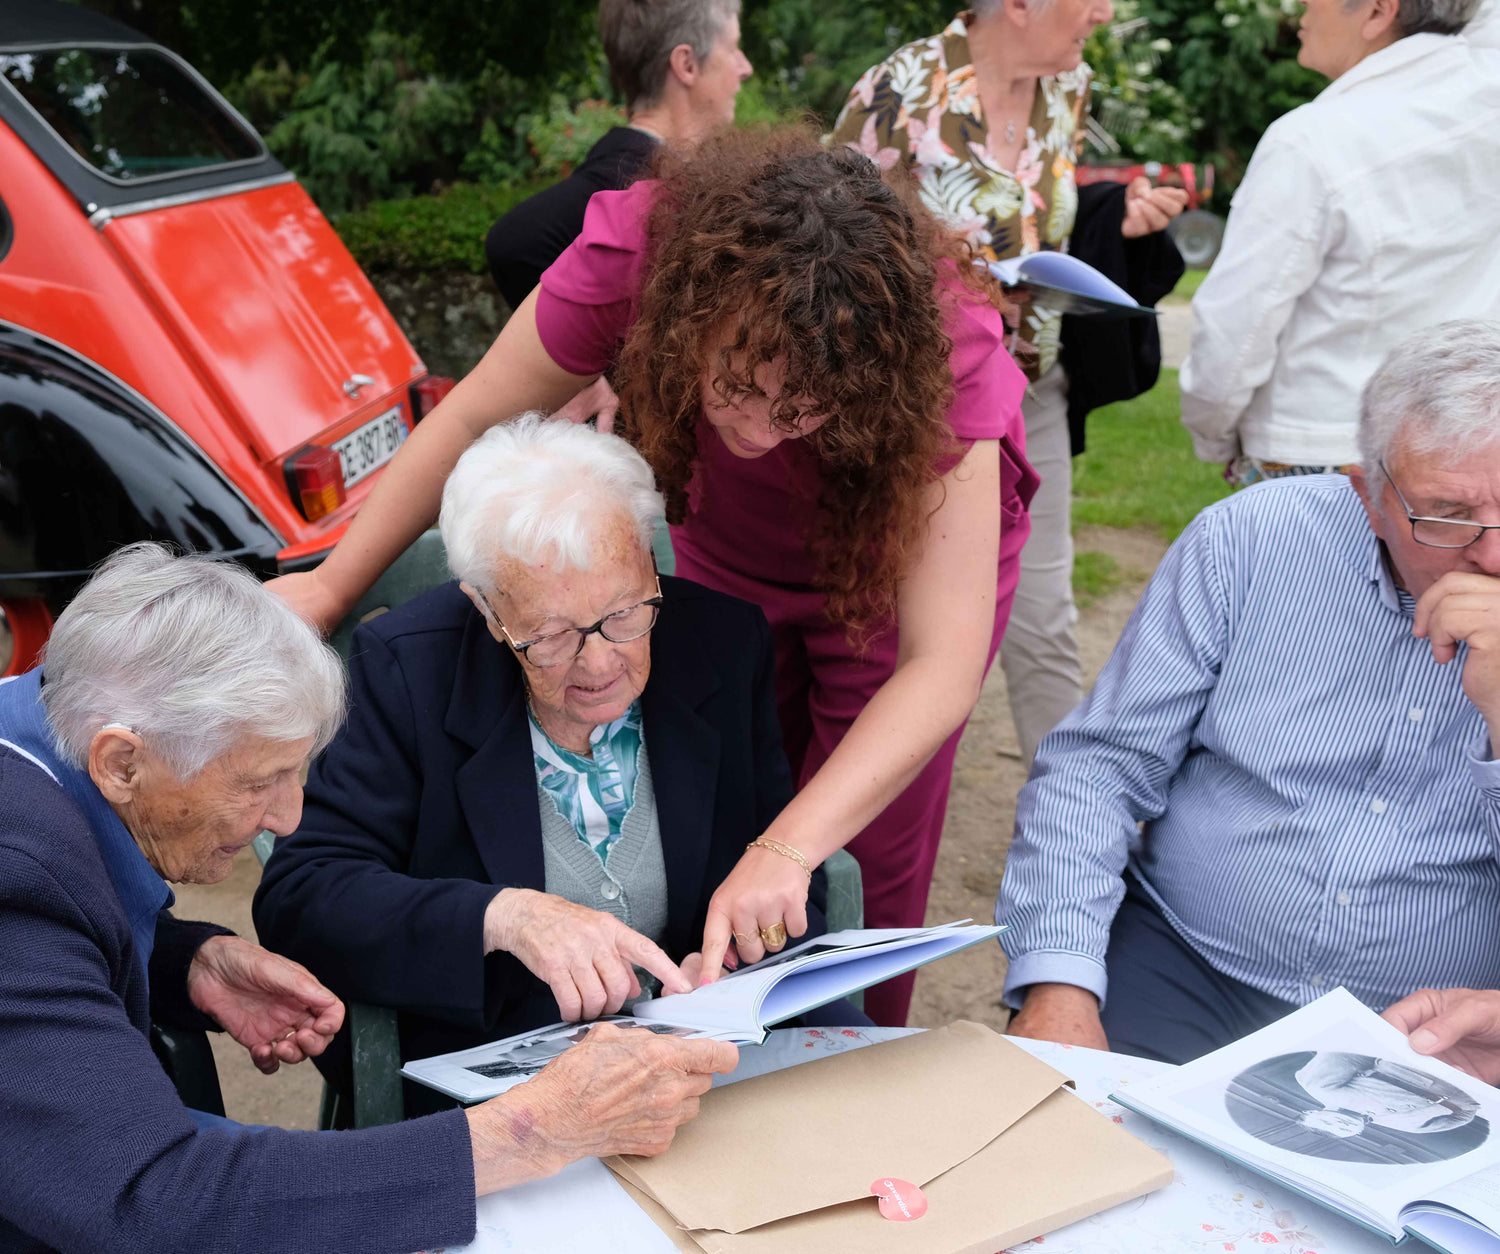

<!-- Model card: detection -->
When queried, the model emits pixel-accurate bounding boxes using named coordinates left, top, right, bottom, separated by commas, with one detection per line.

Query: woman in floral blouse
left=833, top=0, right=1186, bottom=767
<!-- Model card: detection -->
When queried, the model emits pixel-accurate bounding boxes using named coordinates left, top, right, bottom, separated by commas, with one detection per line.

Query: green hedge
left=332, top=179, right=555, bottom=275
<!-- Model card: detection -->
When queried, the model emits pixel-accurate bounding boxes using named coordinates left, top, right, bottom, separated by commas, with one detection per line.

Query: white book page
left=1405, top=1160, right=1500, bottom=1248
left=1016, top=251, right=1138, bottom=304
left=631, top=923, right=997, bottom=1034
left=1125, top=989, right=1500, bottom=1237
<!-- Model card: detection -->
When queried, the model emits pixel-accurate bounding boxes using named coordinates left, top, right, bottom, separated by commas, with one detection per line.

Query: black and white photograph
left=463, top=1020, right=699, bottom=1082
left=1218, top=1051, right=1489, bottom=1166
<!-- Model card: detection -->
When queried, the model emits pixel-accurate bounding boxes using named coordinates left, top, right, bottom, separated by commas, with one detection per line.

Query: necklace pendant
left=1005, top=120, right=1018, bottom=145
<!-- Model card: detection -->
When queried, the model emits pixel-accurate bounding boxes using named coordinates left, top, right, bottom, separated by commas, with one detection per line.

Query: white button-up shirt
left=1180, top=33, right=1500, bottom=466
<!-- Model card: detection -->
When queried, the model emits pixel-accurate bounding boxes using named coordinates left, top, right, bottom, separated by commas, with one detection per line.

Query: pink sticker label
left=870, top=1177, right=928, bottom=1222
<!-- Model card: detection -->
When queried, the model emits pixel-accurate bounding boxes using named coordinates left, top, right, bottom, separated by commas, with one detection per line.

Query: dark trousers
left=1100, top=875, right=1298, bottom=1065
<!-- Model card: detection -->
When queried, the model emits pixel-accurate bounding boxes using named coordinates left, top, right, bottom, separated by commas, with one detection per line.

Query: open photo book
left=1113, top=987, right=1500, bottom=1254
left=401, top=921, right=1004, bottom=1104
left=986, top=252, right=1155, bottom=319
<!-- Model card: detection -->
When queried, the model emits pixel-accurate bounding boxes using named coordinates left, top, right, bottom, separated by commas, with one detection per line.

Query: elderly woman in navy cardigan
left=254, top=415, right=859, bottom=1116
left=0, top=543, right=733, bottom=1254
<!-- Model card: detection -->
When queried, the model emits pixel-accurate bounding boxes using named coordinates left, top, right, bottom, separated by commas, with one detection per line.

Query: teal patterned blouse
left=528, top=701, right=643, bottom=865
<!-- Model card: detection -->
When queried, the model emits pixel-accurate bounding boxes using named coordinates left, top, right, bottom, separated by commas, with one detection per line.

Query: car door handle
left=342, top=374, right=376, bottom=397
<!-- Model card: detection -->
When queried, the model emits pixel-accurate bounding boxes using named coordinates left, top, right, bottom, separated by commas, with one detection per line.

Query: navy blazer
left=0, top=747, right=475, bottom=1254
left=253, top=575, right=827, bottom=1101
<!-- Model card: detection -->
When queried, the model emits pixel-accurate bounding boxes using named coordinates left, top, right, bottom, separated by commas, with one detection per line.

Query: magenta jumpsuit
left=537, top=183, right=1036, bottom=1025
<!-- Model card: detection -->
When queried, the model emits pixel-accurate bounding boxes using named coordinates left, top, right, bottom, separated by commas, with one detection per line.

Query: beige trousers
left=998, top=366, right=1083, bottom=767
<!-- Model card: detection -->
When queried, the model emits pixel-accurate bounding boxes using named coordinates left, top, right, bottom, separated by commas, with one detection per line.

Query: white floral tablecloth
left=433, top=1028, right=1396, bottom=1254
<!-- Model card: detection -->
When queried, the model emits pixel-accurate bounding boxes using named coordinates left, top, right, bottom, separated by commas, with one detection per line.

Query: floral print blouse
left=831, top=13, right=1092, bottom=377
left=529, top=700, right=643, bottom=865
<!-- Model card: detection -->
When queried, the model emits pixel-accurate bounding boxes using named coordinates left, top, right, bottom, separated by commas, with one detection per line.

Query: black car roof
left=2, top=0, right=155, bottom=47
left=0, top=0, right=288, bottom=219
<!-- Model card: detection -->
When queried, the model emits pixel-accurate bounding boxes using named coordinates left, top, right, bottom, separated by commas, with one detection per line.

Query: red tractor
left=1077, top=160, right=1226, bottom=268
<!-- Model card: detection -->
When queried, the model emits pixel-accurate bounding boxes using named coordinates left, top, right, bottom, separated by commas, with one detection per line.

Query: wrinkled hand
left=263, top=570, right=346, bottom=639
left=187, top=935, right=345, bottom=1075
left=1413, top=571, right=1500, bottom=751
left=1121, top=177, right=1189, bottom=239
left=467, top=1024, right=739, bottom=1192
left=485, top=888, right=692, bottom=1020
left=550, top=377, right=621, bottom=434
left=1383, top=988, right=1500, bottom=1085
left=1006, top=982, right=1109, bottom=1051
left=698, top=844, right=811, bottom=981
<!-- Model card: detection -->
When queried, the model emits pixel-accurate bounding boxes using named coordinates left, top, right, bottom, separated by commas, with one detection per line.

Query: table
left=433, top=1027, right=1397, bottom=1254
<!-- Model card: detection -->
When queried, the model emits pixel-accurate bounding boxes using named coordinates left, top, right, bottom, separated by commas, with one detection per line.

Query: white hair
left=41, top=543, right=347, bottom=780
left=439, top=414, right=665, bottom=588
left=1358, top=320, right=1500, bottom=477
left=1391, top=0, right=1482, bottom=34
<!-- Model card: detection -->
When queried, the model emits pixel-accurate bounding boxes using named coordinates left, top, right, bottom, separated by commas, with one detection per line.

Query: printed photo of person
left=1223, top=1051, right=1489, bottom=1166
left=465, top=1021, right=699, bottom=1080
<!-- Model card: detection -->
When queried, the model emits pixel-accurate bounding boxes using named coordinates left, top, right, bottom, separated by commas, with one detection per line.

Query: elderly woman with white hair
left=0, top=543, right=736, bottom=1254
left=254, top=416, right=854, bottom=1116
left=830, top=0, right=1189, bottom=771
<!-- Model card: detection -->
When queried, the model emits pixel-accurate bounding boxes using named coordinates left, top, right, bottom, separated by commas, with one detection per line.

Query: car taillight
left=410, top=375, right=455, bottom=421
left=283, top=445, right=347, bottom=522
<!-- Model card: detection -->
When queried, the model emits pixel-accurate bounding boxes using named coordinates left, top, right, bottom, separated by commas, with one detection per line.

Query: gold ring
left=759, top=922, right=788, bottom=949
left=733, top=932, right=758, bottom=947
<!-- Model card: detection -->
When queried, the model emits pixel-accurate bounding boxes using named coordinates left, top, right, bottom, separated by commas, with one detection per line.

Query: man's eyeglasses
left=479, top=576, right=664, bottom=668
left=1380, top=461, right=1500, bottom=550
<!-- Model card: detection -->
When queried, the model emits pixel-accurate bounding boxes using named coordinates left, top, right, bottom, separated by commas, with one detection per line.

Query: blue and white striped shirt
left=998, top=476, right=1500, bottom=1012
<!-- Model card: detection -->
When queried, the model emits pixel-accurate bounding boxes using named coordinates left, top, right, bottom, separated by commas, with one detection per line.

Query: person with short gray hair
left=254, top=415, right=860, bottom=1117
left=999, top=319, right=1500, bottom=1066
left=1182, top=0, right=1500, bottom=483
left=484, top=0, right=751, bottom=310
left=0, top=541, right=737, bottom=1252
left=42, top=542, right=346, bottom=782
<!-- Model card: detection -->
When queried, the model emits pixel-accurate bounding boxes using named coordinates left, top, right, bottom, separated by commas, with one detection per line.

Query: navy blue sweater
left=0, top=747, right=478, bottom=1254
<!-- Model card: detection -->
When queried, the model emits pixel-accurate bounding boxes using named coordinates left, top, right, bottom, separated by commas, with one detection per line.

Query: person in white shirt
left=1180, top=0, right=1500, bottom=484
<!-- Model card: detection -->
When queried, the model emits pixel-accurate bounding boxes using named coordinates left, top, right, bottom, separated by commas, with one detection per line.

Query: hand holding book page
left=402, top=923, right=1005, bottom=1104
left=1112, top=987, right=1500, bottom=1254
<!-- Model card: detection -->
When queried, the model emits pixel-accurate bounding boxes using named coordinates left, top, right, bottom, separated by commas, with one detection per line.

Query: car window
left=0, top=47, right=262, bottom=182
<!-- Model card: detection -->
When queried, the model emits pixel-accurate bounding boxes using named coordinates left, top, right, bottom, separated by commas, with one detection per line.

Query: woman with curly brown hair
left=271, top=126, right=1033, bottom=1026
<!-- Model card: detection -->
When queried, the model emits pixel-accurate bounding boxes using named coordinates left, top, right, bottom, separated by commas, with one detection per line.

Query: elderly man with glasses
left=254, top=415, right=856, bottom=1115
left=997, top=319, right=1500, bottom=1065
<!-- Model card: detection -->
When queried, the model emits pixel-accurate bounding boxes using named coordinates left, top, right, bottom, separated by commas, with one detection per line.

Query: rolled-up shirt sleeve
left=1469, top=734, right=1500, bottom=854
left=1179, top=122, right=1331, bottom=463
left=997, top=506, right=1233, bottom=1007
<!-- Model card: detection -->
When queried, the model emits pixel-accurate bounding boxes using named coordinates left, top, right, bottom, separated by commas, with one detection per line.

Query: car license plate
left=332, top=406, right=408, bottom=489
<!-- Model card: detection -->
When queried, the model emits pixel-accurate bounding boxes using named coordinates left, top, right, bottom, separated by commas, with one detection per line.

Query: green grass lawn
left=1073, top=368, right=1230, bottom=540
left=1163, top=267, right=1209, bottom=304
left=1068, top=367, right=1232, bottom=605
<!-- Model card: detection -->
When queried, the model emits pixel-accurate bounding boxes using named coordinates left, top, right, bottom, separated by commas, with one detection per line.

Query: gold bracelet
left=749, top=838, right=813, bottom=881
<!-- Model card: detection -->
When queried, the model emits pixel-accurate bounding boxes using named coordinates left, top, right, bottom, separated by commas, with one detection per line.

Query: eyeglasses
left=479, top=576, right=664, bottom=668
left=1381, top=461, right=1500, bottom=550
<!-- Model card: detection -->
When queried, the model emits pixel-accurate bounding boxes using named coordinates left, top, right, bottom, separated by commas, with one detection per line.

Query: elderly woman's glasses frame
left=480, top=576, right=665, bottom=668
left=1380, top=460, right=1500, bottom=550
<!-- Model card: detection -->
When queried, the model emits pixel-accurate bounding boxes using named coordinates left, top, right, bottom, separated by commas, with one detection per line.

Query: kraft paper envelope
left=606, top=1021, right=1174, bottom=1254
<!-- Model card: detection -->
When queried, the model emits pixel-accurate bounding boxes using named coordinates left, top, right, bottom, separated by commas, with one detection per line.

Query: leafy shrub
left=332, top=180, right=556, bottom=275
left=226, top=29, right=533, bottom=213
left=525, top=98, right=629, bottom=178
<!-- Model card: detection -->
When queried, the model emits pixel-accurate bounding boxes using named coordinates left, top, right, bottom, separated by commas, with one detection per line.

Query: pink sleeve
left=940, top=272, right=1028, bottom=444
left=938, top=271, right=1039, bottom=509
left=534, top=182, right=657, bottom=377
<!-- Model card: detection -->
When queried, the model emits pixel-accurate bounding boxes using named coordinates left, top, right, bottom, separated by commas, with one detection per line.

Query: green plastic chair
left=257, top=527, right=863, bottom=1128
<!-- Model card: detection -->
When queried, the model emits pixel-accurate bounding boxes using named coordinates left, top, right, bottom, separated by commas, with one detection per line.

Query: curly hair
left=613, top=124, right=1006, bottom=641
